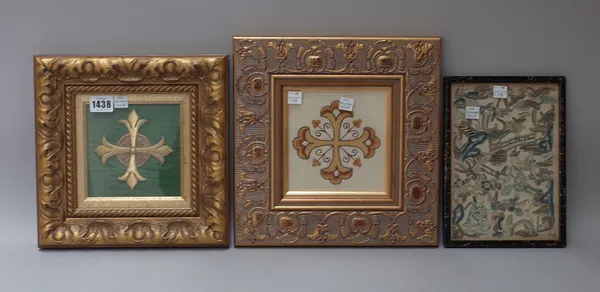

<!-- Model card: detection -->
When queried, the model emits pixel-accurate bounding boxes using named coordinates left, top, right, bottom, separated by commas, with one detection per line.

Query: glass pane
left=86, top=104, right=181, bottom=197
left=286, top=86, right=391, bottom=195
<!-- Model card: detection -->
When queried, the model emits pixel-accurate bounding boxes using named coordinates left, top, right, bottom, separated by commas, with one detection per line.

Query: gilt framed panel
left=35, top=56, right=228, bottom=248
left=443, top=76, right=566, bottom=248
left=233, top=37, right=442, bottom=246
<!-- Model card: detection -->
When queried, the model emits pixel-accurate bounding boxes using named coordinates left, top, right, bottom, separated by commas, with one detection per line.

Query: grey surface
left=1, top=0, right=599, bottom=291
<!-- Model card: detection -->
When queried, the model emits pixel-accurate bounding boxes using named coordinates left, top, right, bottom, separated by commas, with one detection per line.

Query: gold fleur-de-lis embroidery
left=94, top=109, right=174, bottom=190
left=292, top=101, right=380, bottom=184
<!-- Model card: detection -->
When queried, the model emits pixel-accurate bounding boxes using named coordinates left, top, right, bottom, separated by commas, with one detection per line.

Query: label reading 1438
left=90, top=96, right=114, bottom=113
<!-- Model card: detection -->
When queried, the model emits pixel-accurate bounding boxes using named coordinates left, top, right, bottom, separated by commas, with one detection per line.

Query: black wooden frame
left=443, top=76, right=566, bottom=248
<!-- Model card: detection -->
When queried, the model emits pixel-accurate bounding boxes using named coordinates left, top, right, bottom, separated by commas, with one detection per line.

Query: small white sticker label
left=465, top=106, right=480, bottom=120
left=90, top=96, right=114, bottom=113
left=493, top=85, right=508, bottom=98
left=287, top=91, right=303, bottom=104
left=113, top=96, right=129, bottom=108
left=339, top=97, right=355, bottom=111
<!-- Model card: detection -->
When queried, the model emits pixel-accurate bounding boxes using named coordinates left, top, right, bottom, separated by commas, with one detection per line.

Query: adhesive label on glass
left=339, top=97, right=355, bottom=111
left=493, top=85, right=508, bottom=98
left=288, top=91, right=303, bottom=104
left=113, top=96, right=129, bottom=108
left=90, top=96, right=114, bottom=113
left=465, top=106, right=480, bottom=120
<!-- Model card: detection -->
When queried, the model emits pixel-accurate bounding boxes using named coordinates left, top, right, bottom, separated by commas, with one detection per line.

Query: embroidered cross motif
left=292, top=100, right=381, bottom=184
left=94, top=109, right=174, bottom=190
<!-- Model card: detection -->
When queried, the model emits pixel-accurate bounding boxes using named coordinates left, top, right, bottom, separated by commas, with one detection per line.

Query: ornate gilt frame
left=35, top=56, right=228, bottom=248
left=233, top=37, right=442, bottom=246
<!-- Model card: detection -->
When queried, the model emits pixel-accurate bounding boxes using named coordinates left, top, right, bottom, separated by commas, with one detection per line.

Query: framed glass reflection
left=273, top=76, right=401, bottom=209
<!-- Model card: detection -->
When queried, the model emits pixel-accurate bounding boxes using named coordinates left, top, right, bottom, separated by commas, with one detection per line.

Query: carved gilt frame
left=35, top=56, right=228, bottom=248
left=233, top=37, right=442, bottom=246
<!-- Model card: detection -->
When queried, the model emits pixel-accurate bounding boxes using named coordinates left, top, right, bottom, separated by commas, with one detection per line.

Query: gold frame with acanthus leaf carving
left=233, top=37, right=442, bottom=246
left=35, top=55, right=228, bottom=248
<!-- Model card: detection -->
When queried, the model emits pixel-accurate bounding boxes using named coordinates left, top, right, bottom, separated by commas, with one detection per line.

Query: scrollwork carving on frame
left=233, top=37, right=441, bottom=246
left=365, top=40, right=407, bottom=73
left=35, top=56, right=228, bottom=248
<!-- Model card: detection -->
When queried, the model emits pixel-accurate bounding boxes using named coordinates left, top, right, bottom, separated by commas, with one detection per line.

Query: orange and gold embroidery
left=292, top=101, right=380, bottom=184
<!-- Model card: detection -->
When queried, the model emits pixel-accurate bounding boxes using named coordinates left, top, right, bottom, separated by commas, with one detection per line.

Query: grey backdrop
left=1, top=0, right=599, bottom=291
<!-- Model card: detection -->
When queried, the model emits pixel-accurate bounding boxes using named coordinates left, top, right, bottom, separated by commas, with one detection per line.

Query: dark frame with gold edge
left=234, top=37, right=442, bottom=246
left=34, top=55, right=228, bottom=248
left=443, top=76, right=566, bottom=248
